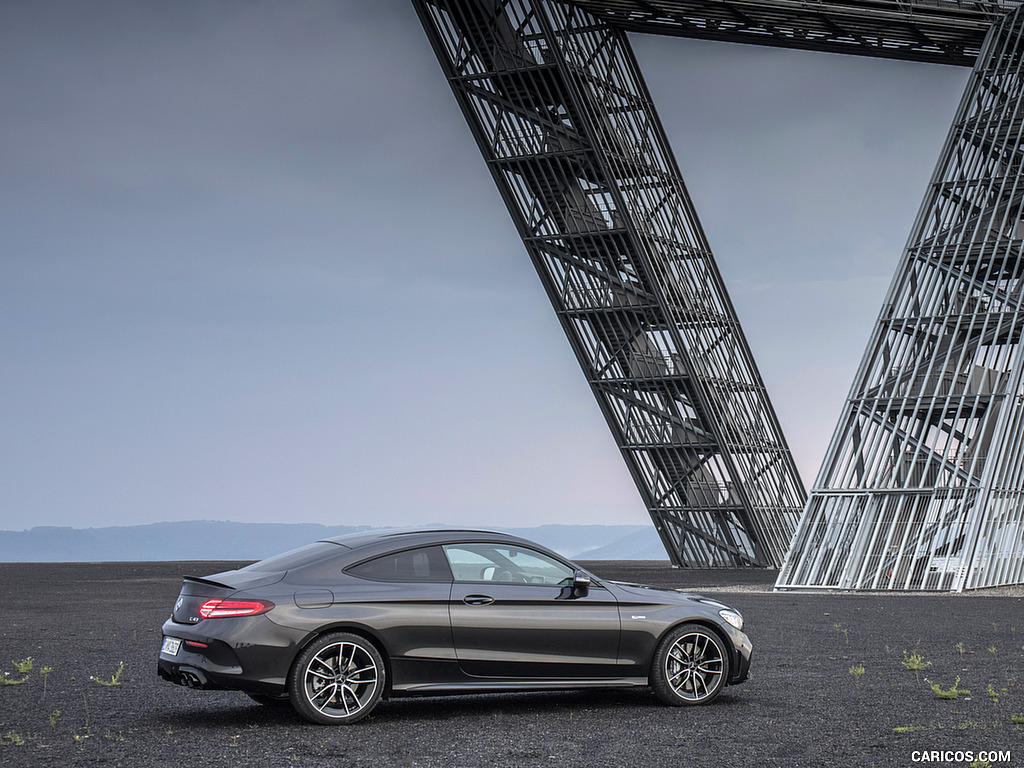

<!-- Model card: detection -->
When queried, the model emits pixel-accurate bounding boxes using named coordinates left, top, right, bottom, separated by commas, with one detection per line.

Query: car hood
left=607, top=580, right=735, bottom=610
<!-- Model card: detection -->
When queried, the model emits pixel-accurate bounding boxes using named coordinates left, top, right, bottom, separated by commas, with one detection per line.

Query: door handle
left=463, top=594, right=494, bottom=606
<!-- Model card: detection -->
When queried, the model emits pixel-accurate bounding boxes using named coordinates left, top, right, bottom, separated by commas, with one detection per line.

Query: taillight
left=197, top=599, right=274, bottom=619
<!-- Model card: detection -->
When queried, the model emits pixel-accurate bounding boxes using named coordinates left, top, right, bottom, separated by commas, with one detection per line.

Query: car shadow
left=150, top=686, right=749, bottom=729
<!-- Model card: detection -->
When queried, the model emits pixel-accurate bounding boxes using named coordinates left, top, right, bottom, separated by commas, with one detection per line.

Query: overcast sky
left=0, top=1, right=969, bottom=532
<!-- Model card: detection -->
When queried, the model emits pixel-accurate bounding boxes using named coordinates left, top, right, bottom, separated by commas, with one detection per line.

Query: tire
left=245, top=692, right=290, bottom=707
left=288, top=632, right=385, bottom=724
left=651, top=623, right=729, bottom=706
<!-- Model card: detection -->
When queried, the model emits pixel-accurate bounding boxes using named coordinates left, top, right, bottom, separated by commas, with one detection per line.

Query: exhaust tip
left=178, top=668, right=208, bottom=688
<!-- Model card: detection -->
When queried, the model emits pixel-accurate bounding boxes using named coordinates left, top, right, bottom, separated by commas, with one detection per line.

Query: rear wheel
left=288, top=632, right=385, bottom=724
left=651, top=623, right=729, bottom=706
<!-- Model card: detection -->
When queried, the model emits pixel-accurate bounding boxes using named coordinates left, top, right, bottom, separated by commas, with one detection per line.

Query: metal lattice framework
left=414, top=0, right=806, bottom=567
left=778, top=5, right=1024, bottom=590
left=568, top=0, right=1018, bottom=66
left=414, top=0, right=1024, bottom=586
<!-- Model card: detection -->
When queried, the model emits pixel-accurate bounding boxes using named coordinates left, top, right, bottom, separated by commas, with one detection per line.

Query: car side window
left=348, top=546, right=453, bottom=583
left=443, top=543, right=575, bottom=586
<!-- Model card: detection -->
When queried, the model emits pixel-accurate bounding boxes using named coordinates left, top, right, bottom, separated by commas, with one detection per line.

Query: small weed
left=903, top=649, right=932, bottom=682
left=73, top=729, right=91, bottom=753
left=2, top=731, right=27, bottom=747
left=849, top=663, right=865, bottom=690
left=987, top=684, right=1007, bottom=703
left=893, top=725, right=929, bottom=734
left=972, top=760, right=993, bottom=768
left=930, top=676, right=970, bottom=700
left=228, top=734, right=240, bottom=748
left=0, top=672, right=27, bottom=687
left=992, top=622, right=998, bottom=632
left=952, top=719, right=980, bottom=730
left=48, top=710, right=60, bottom=729
left=12, top=658, right=33, bottom=675
left=91, top=662, right=125, bottom=687
left=1011, top=713, right=1024, bottom=725
left=955, top=641, right=966, bottom=658
left=832, top=623, right=849, bottom=645
left=989, top=646, right=998, bottom=661
left=40, top=666, right=53, bottom=695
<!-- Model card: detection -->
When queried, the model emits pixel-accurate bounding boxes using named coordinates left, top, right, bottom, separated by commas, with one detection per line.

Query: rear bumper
left=157, top=615, right=303, bottom=695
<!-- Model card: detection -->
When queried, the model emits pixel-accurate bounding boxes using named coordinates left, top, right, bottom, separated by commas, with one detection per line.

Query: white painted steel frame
left=778, top=6, right=1024, bottom=590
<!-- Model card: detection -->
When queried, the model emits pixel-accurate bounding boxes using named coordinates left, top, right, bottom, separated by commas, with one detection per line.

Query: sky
left=0, top=1, right=970, bottom=532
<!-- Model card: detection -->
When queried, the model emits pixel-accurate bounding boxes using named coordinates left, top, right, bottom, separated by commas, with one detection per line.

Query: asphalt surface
left=0, top=561, right=1022, bottom=767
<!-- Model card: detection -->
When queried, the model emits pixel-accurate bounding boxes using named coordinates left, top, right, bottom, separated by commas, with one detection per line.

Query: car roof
left=321, top=527, right=559, bottom=557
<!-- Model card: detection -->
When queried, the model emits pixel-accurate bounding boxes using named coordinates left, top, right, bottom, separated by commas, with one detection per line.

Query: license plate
left=161, top=637, right=181, bottom=656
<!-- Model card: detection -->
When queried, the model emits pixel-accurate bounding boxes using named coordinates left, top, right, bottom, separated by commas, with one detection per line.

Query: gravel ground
left=0, top=561, right=1022, bottom=767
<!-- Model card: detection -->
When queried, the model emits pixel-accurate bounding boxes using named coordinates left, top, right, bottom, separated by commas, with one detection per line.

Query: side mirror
left=572, top=570, right=591, bottom=597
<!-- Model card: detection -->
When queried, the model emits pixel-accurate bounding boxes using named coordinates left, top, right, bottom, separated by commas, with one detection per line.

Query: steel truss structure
left=414, top=0, right=1024, bottom=586
left=778, top=5, right=1024, bottom=590
left=569, top=0, right=1016, bottom=67
left=414, top=0, right=806, bottom=567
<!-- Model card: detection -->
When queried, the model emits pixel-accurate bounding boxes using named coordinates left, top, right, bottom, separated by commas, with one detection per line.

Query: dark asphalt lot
left=0, top=561, right=1022, bottom=767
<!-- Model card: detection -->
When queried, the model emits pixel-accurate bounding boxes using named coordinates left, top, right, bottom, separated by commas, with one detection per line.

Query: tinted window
left=443, top=543, right=574, bottom=586
left=348, top=546, right=453, bottom=583
left=242, top=541, right=344, bottom=572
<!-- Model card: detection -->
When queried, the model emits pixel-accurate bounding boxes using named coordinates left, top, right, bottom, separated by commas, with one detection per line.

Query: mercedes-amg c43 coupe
left=158, top=528, right=751, bottom=724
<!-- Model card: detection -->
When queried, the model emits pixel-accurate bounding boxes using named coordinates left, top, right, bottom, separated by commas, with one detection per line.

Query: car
left=158, top=528, right=751, bottom=724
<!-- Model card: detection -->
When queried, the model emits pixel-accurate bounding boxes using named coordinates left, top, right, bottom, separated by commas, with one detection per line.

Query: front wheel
left=288, top=632, right=385, bottom=724
left=651, top=623, right=729, bottom=706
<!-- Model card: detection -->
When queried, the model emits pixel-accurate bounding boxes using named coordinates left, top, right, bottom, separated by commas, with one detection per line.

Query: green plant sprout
left=893, top=725, right=929, bottom=734
left=0, top=657, right=35, bottom=686
left=91, top=661, right=125, bottom=687
left=988, top=646, right=998, bottom=661
left=955, top=641, right=966, bottom=658
left=903, top=649, right=932, bottom=682
left=832, top=623, right=850, bottom=645
left=929, top=676, right=970, bottom=700
left=48, top=710, right=60, bottom=729
left=849, top=663, right=865, bottom=690
left=40, top=666, right=53, bottom=695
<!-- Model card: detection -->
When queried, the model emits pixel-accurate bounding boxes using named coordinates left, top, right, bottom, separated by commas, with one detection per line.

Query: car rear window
left=348, top=546, right=453, bottom=583
left=241, top=541, right=344, bottom=573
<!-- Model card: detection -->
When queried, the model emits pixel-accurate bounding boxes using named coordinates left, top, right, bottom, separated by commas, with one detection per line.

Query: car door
left=444, top=542, right=621, bottom=679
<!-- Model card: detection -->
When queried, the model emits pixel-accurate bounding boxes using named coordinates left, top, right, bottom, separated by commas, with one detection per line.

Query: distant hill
left=579, top=526, right=668, bottom=560
left=0, top=521, right=667, bottom=563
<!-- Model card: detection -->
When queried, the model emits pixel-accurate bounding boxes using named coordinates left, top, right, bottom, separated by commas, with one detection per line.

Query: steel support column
left=414, top=0, right=805, bottom=567
left=778, top=6, right=1024, bottom=590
